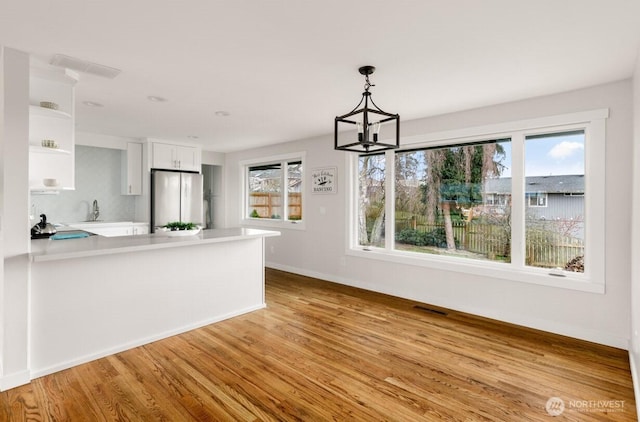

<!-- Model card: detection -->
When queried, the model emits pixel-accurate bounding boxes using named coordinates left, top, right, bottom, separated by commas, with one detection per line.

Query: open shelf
left=29, top=105, right=72, bottom=119
left=29, top=144, right=71, bottom=155
left=30, top=187, right=61, bottom=195
left=29, top=68, right=76, bottom=190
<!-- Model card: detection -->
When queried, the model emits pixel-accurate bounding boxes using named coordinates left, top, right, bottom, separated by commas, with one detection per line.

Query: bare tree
left=358, top=156, right=372, bottom=245
left=421, top=143, right=506, bottom=251
left=424, top=149, right=444, bottom=224
left=395, top=152, right=422, bottom=215
left=358, top=154, right=385, bottom=246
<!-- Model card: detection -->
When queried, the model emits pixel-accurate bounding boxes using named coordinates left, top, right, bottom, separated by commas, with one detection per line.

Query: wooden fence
left=249, top=192, right=302, bottom=219
left=525, top=229, right=584, bottom=268
left=396, top=217, right=584, bottom=268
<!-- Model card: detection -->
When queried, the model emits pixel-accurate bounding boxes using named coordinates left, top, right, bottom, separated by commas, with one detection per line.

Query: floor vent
left=413, top=305, right=448, bottom=316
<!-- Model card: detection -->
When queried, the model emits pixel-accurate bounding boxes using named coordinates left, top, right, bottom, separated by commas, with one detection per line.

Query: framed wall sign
left=311, top=166, right=337, bottom=194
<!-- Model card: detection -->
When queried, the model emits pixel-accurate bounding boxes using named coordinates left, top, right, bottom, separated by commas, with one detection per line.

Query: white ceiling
left=2, top=1, right=640, bottom=152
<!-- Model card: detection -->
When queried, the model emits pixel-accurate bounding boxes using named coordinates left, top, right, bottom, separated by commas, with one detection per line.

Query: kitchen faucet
left=92, top=199, right=100, bottom=221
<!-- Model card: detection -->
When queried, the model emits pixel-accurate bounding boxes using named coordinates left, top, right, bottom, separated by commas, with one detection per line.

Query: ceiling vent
left=50, top=54, right=121, bottom=79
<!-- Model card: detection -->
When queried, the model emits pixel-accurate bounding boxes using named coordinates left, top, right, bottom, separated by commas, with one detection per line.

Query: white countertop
left=30, top=227, right=280, bottom=262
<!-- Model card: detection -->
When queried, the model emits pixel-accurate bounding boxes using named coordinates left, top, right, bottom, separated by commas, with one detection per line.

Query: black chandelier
left=334, top=65, right=400, bottom=153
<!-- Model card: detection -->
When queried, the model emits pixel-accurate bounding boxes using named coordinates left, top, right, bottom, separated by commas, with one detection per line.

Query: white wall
left=76, top=131, right=133, bottom=150
left=202, top=150, right=225, bottom=166
left=0, top=47, right=31, bottom=390
left=0, top=45, right=5, bottom=384
left=225, top=80, right=633, bottom=349
left=630, top=49, right=640, bottom=406
left=0, top=46, right=4, bottom=380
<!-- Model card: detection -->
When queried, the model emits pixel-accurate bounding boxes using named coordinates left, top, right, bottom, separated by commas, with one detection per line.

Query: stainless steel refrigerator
left=150, top=170, right=203, bottom=232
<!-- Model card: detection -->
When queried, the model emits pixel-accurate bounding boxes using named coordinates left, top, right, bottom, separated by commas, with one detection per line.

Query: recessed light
left=214, top=110, right=230, bottom=117
left=147, top=95, right=168, bottom=102
left=83, top=101, right=104, bottom=107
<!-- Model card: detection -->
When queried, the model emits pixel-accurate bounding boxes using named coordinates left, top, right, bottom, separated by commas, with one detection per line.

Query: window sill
left=347, top=247, right=604, bottom=294
left=242, top=218, right=306, bottom=231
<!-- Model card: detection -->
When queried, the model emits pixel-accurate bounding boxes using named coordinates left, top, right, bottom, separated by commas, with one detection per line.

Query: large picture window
left=391, top=139, right=512, bottom=263
left=350, top=110, right=606, bottom=292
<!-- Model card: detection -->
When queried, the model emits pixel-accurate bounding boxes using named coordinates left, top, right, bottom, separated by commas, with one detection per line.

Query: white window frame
left=486, top=193, right=509, bottom=206
left=527, top=192, right=548, bottom=207
left=346, top=109, right=607, bottom=293
left=241, top=151, right=306, bottom=230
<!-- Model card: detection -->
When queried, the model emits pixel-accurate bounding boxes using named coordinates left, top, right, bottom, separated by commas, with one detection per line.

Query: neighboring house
left=484, top=174, right=584, bottom=219
left=483, top=174, right=585, bottom=238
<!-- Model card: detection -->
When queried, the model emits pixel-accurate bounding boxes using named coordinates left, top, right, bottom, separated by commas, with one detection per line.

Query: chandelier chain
left=364, top=74, right=375, bottom=92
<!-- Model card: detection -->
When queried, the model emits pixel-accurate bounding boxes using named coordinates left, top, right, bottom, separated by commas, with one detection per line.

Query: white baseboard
left=0, top=370, right=30, bottom=392
left=629, top=351, right=640, bottom=418
left=265, top=263, right=628, bottom=349
left=30, top=303, right=266, bottom=380
left=266, top=262, right=356, bottom=289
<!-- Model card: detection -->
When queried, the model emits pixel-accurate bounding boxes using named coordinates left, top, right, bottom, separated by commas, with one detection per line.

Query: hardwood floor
left=1, top=268, right=636, bottom=421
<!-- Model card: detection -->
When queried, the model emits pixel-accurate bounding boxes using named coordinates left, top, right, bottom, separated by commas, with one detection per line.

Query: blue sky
left=498, top=132, right=585, bottom=178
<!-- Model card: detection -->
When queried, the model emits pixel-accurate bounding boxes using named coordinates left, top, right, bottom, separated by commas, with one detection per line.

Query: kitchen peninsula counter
left=28, top=227, right=279, bottom=380
left=30, top=227, right=279, bottom=261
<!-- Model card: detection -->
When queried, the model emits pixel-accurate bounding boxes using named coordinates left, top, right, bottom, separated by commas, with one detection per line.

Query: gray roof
left=484, top=174, right=584, bottom=194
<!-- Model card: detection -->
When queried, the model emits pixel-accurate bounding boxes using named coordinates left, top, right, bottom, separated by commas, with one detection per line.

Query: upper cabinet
left=175, top=145, right=200, bottom=171
left=122, top=142, right=143, bottom=195
left=29, top=67, right=78, bottom=192
left=151, top=141, right=201, bottom=172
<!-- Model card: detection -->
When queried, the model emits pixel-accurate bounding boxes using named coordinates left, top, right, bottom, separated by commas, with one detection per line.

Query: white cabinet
left=29, top=68, right=78, bottom=191
left=151, top=142, right=201, bottom=172
left=87, top=226, right=131, bottom=237
left=175, top=145, right=200, bottom=171
left=132, top=223, right=149, bottom=235
left=121, top=142, right=143, bottom=195
left=151, top=142, right=175, bottom=169
left=69, top=222, right=150, bottom=237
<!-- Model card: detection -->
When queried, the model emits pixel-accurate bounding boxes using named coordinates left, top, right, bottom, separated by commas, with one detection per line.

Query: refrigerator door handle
left=181, top=173, right=203, bottom=226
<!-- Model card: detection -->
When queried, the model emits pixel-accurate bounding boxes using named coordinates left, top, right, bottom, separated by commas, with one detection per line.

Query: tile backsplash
left=31, top=145, right=137, bottom=224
